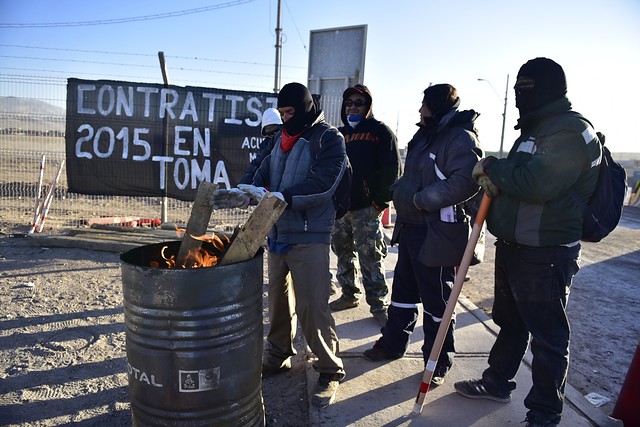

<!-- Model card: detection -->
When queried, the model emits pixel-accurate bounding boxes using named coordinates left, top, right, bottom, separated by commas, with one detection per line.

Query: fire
left=151, top=231, right=232, bottom=269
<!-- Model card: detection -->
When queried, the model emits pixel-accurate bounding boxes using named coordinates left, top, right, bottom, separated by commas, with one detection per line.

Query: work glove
left=211, top=188, right=250, bottom=209
left=472, top=157, right=500, bottom=198
left=237, top=184, right=268, bottom=202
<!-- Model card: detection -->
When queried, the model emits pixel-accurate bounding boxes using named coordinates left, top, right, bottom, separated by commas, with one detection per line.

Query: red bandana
left=280, top=129, right=301, bottom=152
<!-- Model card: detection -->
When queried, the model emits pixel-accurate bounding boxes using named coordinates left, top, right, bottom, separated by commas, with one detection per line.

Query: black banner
left=65, top=78, right=277, bottom=201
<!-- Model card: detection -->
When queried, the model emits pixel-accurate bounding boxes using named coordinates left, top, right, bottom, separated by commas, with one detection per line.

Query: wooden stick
left=219, top=192, right=287, bottom=266
left=176, top=181, right=217, bottom=267
left=29, top=154, right=46, bottom=234
left=412, top=193, right=492, bottom=415
left=36, top=160, right=65, bottom=233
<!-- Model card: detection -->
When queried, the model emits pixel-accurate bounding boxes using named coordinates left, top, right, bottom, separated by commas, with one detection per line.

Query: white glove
left=237, top=184, right=268, bottom=202
left=211, top=188, right=250, bottom=209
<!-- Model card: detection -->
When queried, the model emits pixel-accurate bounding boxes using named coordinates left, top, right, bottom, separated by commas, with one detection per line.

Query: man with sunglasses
left=455, top=58, right=601, bottom=427
left=329, top=84, right=401, bottom=327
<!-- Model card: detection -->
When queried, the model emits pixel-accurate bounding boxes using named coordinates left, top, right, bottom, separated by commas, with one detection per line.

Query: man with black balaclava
left=454, top=58, right=602, bottom=427
left=248, top=82, right=347, bottom=408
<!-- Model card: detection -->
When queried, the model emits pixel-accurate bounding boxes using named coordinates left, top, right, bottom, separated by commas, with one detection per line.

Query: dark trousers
left=377, top=224, right=456, bottom=368
left=483, top=240, right=580, bottom=424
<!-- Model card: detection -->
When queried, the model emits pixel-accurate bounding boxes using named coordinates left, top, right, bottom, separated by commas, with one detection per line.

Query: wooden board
left=219, top=193, right=287, bottom=265
left=176, top=181, right=217, bottom=267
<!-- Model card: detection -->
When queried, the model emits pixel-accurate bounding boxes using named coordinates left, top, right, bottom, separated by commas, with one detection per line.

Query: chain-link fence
left=0, top=74, right=253, bottom=233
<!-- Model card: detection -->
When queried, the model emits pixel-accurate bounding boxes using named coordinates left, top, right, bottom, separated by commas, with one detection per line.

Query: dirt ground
left=1, top=208, right=639, bottom=426
left=0, top=229, right=309, bottom=426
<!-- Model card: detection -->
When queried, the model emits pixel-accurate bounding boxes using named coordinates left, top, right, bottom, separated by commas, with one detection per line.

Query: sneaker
left=261, top=359, right=291, bottom=378
left=430, top=365, right=449, bottom=387
left=330, top=295, right=359, bottom=311
left=312, top=374, right=341, bottom=407
left=372, top=310, right=388, bottom=327
left=363, top=345, right=401, bottom=362
left=454, top=379, right=511, bottom=403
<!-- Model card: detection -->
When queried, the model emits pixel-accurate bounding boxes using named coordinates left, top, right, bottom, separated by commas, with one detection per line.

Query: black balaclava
left=422, top=83, right=459, bottom=128
left=277, top=82, right=317, bottom=135
left=515, top=57, right=567, bottom=116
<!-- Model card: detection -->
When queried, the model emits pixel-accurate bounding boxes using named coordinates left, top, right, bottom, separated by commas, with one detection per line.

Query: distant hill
left=0, top=96, right=66, bottom=135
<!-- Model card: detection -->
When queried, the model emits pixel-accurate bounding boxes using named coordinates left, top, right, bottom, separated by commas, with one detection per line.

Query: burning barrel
left=120, top=240, right=265, bottom=426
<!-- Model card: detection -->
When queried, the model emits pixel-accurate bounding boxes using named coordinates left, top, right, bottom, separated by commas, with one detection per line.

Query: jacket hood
left=340, top=84, right=373, bottom=126
left=261, top=108, right=283, bottom=136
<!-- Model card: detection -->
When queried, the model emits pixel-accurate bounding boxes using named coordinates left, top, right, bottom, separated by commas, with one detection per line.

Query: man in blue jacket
left=250, top=83, right=347, bottom=408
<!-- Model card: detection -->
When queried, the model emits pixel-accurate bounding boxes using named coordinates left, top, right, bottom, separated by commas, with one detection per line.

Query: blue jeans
left=482, top=240, right=580, bottom=424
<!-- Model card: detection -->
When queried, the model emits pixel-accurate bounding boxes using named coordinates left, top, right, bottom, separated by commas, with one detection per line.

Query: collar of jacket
left=296, top=110, right=326, bottom=138
left=515, top=97, right=572, bottom=131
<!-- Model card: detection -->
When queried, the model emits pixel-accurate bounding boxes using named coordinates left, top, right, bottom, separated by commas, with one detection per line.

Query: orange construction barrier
left=611, top=342, right=640, bottom=426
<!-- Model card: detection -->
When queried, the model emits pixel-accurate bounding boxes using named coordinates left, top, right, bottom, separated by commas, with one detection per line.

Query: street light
left=478, top=75, right=509, bottom=158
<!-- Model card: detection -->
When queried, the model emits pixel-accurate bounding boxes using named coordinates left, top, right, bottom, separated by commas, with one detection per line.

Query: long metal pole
left=499, top=74, right=509, bottom=159
left=273, top=0, right=282, bottom=93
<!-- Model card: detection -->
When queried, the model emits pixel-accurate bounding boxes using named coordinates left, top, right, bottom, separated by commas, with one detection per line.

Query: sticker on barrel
left=179, top=367, right=220, bottom=392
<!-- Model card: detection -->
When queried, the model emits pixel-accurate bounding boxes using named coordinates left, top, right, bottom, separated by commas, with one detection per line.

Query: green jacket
left=485, top=98, right=601, bottom=246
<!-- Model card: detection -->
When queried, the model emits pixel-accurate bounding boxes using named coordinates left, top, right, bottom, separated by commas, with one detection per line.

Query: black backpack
left=570, top=131, right=627, bottom=242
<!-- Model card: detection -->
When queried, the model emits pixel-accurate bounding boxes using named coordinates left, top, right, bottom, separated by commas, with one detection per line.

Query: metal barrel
left=120, top=241, right=264, bottom=427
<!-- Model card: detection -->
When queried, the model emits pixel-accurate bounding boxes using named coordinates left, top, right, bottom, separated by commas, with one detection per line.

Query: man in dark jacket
left=454, top=58, right=601, bottom=427
left=363, top=84, right=482, bottom=387
left=250, top=83, right=347, bottom=408
left=329, top=85, right=402, bottom=327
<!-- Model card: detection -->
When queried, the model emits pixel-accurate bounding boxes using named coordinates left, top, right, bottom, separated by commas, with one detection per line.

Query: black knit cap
left=515, top=57, right=567, bottom=115
left=277, top=82, right=317, bottom=135
left=423, top=84, right=458, bottom=119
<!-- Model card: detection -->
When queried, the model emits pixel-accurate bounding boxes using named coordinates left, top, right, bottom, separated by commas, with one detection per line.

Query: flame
left=157, top=231, right=231, bottom=269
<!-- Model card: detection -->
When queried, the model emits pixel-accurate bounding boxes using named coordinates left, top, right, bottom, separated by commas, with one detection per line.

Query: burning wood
left=142, top=181, right=287, bottom=270
left=149, top=232, right=233, bottom=269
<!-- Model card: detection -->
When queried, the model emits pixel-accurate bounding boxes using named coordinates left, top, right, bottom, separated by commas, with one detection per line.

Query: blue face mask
left=347, top=114, right=364, bottom=128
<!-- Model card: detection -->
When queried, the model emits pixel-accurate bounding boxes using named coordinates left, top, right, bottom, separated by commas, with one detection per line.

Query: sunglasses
left=345, top=99, right=367, bottom=108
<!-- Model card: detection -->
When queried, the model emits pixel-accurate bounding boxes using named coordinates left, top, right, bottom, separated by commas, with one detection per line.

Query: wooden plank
left=26, top=234, right=144, bottom=253
left=69, top=226, right=179, bottom=239
left=220, top=192, right=287, bottom=265
left=176, top=181, right=217, bottom=267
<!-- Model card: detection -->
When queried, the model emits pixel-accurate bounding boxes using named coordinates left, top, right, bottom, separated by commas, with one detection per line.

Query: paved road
left=461, top=205, right=640, bottom=418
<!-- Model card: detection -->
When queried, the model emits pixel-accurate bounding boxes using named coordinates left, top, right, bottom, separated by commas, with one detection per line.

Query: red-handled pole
left=412, top=193, right=492, bottom=414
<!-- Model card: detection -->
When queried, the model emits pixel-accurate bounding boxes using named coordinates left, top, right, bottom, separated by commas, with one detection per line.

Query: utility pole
left=499, top=74, right=509, bottom=159
left=273, top=0, right=282, bottom=93
left=478, top=74, right=509, bottom=158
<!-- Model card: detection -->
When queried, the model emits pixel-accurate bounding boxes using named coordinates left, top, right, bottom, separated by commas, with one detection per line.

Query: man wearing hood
left=455, top=58, right=601, bottom=427
left=329, top=84, right=402, bottom=327
left=250, top=82, right=348, bottom=408
left=239, top=107, right=282, bottom=185
left=363, top=84, right=482, bottom=388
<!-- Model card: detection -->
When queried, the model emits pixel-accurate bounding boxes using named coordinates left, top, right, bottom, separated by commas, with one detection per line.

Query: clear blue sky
left=1, top=0, right=639, bottom=153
